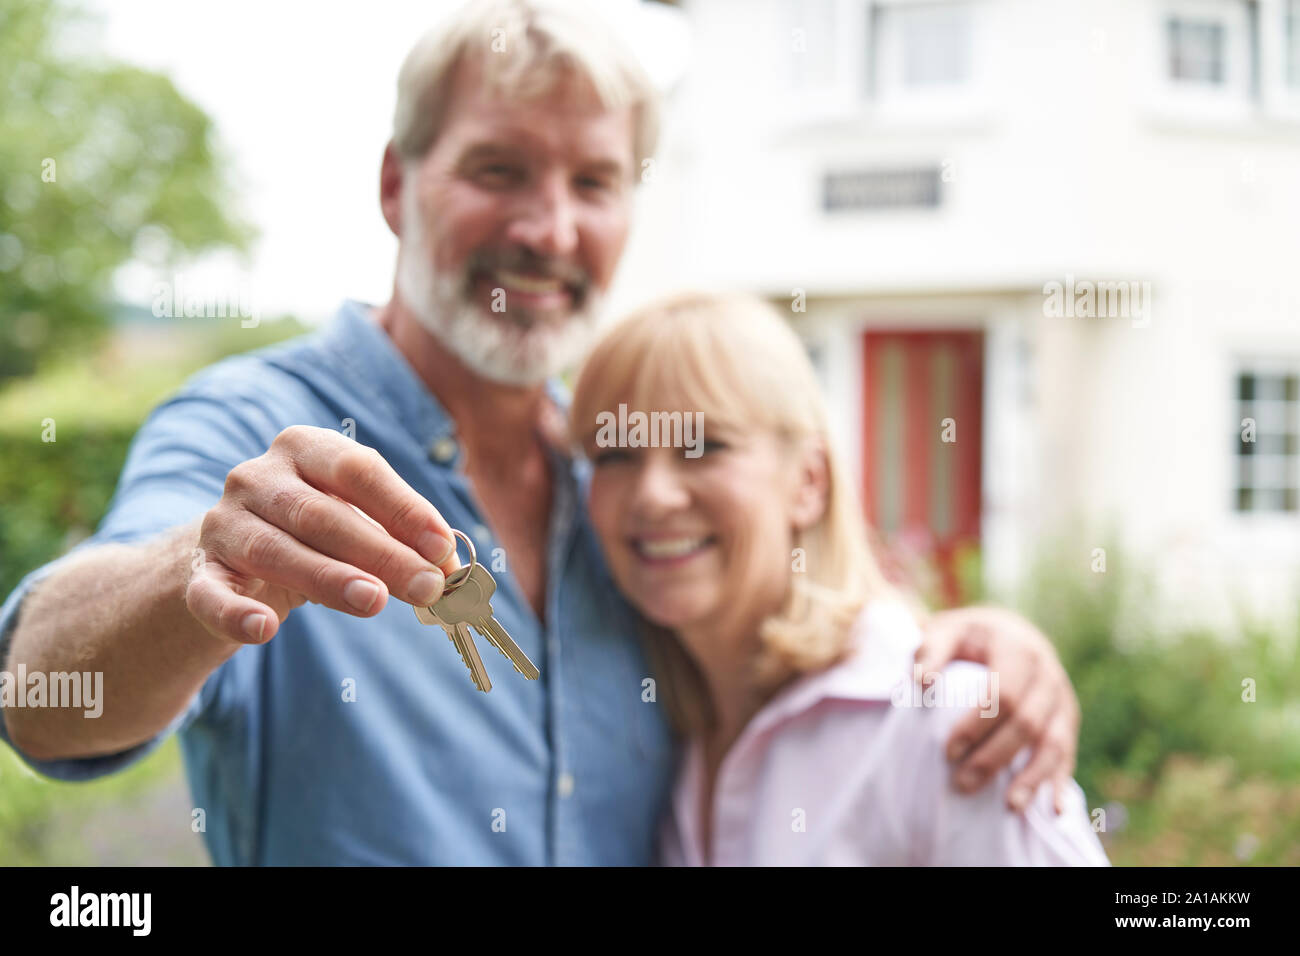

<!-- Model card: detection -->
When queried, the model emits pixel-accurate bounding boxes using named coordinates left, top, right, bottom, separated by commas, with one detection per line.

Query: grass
left=0, top=736, right=205, bottom=865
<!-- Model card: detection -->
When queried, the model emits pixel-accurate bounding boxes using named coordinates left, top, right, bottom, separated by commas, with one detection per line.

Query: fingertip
left=946, top=713, right=981, bottom=761
left=1007, top=786, right=1031, bottom=814
left=240, top=612, right=265, bottom=641
left=343, top=578, right=384, bottom=614
left=417, top=528, right=457, bottom=567
left=954, top=766, right=985, bottom=793
left=406, top=568, right=443, bottom=607
left=241, top=611, right=273, bottom=643
left=362, top=583, right=391, bottom=617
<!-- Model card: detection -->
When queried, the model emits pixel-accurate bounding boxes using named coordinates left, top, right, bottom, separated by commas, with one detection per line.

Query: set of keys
left=413, top=529, right=540, bottom=692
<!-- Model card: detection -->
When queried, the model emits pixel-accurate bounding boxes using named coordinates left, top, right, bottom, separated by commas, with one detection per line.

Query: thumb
left=914, top=613, right=960, bottom=678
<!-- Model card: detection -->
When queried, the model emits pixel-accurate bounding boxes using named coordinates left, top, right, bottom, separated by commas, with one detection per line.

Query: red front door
left=862, top=330, right=983, bottom=604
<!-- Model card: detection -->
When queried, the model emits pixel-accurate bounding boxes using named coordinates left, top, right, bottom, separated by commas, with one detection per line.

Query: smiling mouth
left=471, top=267, right=584, bottom=315
left=630, top=535, right=716, bottom=564
left=495, top=269, right=566, bottom=295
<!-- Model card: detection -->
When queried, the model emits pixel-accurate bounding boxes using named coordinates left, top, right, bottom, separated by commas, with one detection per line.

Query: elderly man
left=0, top=0, right=1079, bottom=865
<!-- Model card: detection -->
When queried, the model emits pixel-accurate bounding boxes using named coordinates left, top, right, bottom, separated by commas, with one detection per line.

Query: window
left=779, top=0, right=982, bottom=121
left=883, top=2, right=972, bottom=90
left=871, top=0, right=980, bottom=114
left=1235, top=368, right=1300, bottom=513
left=1153, top=0, right=1255, bottom=113
left=873, top=1, right=977, bottom=95
left=1168, top=18, right=1226, bottom=84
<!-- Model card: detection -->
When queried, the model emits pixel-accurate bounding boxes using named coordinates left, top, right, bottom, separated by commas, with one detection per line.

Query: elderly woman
left=570, top=291, right=1108, bottom=866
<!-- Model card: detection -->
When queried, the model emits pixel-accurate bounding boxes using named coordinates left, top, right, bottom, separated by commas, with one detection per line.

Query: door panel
left=863, top=330, right=983, bottom=602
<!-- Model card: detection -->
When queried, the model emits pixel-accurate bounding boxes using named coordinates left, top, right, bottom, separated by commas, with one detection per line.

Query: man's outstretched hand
left=186, top=426, right=462, bottom=646
left=916, top=605, right=1081, bottom=816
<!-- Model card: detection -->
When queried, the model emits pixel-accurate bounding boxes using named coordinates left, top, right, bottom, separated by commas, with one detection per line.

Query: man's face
left=396, top=56, right=637, bottom=385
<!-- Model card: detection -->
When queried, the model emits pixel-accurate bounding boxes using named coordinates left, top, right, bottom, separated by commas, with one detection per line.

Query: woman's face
left=587, top=422, right=827, bottom=636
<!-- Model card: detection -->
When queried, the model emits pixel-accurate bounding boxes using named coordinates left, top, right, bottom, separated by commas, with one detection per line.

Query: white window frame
left=1147, top=0, right=1257, bottom=122
left=871, top=0, right=988, bottom=120
left=1259, top=0, right=1300, bottom=118
left=775, top=0, right=987, bottom=127
left=779, top=0, right=870, bottom=123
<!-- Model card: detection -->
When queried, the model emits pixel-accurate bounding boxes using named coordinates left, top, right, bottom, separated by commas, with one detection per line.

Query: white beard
left=395, top=188, right=605, bottom=387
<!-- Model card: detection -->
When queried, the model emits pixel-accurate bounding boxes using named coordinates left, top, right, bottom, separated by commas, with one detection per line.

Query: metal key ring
left=441, top=528, right=478, bottom=593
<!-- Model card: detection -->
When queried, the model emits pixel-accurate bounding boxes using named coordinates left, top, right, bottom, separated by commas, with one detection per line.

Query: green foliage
left=1021, top=548, right=1300, bottom=798
left=0, top=318, right=306, bottom=599
left=0, top=425, right=136, bottom=600
left=0, top=319, right=305, bottom=862
left=1017, top=543, right=1300, bottom=864
left=1102, top=756, right=1300, bottom=866
left=0, top=0, right=255, bottom=381
left=0, top=736, right=200, bottom=865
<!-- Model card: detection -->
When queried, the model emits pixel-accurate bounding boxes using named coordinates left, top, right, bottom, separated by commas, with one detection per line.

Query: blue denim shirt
left=0, top=301, right=678, bottom=865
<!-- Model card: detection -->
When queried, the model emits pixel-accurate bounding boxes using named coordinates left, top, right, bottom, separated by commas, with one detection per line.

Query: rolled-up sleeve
left=0, top=376, right=274, bottom=781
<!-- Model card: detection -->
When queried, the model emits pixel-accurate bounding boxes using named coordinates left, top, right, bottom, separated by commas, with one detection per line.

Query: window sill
left=764, top=101, right=997, bottom=142
left=1143, top=101, right=1300, bottom=137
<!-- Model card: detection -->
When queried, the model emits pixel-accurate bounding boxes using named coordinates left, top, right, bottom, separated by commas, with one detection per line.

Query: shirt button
left=473, top=522, right=491, bottom=543
left=430, top=436, right=457, bottom=464
left=557, top=772, right=575, bottom=799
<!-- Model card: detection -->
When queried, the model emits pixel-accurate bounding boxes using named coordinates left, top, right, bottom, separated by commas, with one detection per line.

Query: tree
left=0, top=0, right=255, bottom=381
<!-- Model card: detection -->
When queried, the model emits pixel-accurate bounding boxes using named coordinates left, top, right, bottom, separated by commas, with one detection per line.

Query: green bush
left=1021, top=550, right=1300, bottom=799
left=1010, top=543, right=1300, bottom=866
left=0, top=317, right=307, bottom=599
left=0, top=427, right=136, bottom=600
left=0, top=318, right=305, bottom=863
left=1101, top=756, right=1300, bottom=866
left=0, top=736, right=203, bottom=866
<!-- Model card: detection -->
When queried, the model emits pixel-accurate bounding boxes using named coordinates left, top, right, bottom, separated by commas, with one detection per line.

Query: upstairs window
left=781, top=0, right=982, bottom=120
left=872, top=0, right=981, bottom=117
left=1168, top=18, right=1227, bottom=84
left=876, top=1, right=973, bottom=91
left=1153, top=0, right=1255, bottom=113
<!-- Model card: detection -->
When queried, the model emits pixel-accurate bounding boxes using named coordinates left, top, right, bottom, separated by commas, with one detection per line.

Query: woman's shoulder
left=831, top=604, right=1108, bottom=864
left=750, top=597, right=997, bottom=759
left=838, top=599, right=995, bottom=718
left=819, top=600, right=1001, bottom=788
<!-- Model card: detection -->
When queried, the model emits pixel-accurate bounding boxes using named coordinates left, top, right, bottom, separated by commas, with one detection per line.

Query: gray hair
left=392, top=0, right=660, bottom=169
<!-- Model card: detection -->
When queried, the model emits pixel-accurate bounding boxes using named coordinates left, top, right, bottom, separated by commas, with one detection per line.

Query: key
left=415, top=594, right=493, bottom=693
left=462, top=565, right=541, bottom=681
left=436, top=565, right=541, bottom=683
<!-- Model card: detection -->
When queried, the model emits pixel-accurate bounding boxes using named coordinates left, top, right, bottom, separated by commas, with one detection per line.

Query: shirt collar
left=320, top=299, right=574, bottom=467
left=668, top=601, right=922, bottom=866
left=739, top=601, right=922, bottom=742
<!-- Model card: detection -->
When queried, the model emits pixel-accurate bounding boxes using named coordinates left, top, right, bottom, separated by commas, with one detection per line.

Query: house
left=618, top=0, right=1300, bottom=623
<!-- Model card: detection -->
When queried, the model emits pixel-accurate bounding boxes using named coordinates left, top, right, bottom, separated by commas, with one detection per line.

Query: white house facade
left=616, top=0, right=1300, bottom=625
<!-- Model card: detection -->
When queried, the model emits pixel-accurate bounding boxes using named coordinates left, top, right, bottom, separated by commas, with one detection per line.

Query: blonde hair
left=569, top=291, right=895, bottom=736
left=392, top=0, right=660, bottom=168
